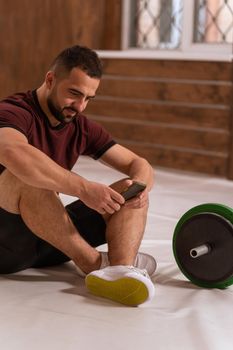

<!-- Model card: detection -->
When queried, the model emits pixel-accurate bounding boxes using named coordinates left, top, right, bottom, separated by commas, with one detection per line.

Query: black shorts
left=0, top=200, right=106, bottom=274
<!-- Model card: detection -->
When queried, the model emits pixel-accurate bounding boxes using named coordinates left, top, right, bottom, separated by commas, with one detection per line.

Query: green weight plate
left=173, top=203, right=233, bottom=289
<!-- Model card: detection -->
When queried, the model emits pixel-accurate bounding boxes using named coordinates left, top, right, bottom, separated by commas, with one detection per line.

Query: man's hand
left=79, top=181, right=125, bottom=215
left=110, top=177, right=149, bottom=210
left=123, top=188, right=149, bottom=209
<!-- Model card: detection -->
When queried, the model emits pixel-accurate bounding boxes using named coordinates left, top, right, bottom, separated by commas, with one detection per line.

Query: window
left=130, top=0, right=183, bottom=49
left=194, top=0, right=233, bottom=44
left=119, top=0, right=233, bottom=60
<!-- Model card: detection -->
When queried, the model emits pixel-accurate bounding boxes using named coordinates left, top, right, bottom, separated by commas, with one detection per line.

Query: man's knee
left=0, top=169, right=57, bottom=214
left=0, top=170, right=25, bottom=213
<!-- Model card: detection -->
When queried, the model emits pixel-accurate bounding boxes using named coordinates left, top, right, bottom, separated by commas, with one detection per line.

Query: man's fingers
left=102, top=204, right=119, bottom=215
left=124, top=193, right=149, bottom=208
left=110, top=189, right=125, bottom=205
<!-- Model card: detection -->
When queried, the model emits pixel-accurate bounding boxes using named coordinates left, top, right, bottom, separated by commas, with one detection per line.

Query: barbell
left=172, top=203, right=233, bottom=289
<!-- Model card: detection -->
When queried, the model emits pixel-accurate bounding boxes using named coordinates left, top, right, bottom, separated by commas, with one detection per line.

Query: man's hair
left=50, top=45, right=103, bottom=78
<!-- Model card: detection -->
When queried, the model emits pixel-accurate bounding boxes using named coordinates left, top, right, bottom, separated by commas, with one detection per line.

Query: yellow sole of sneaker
left=85, top=275, right=149, bottom=306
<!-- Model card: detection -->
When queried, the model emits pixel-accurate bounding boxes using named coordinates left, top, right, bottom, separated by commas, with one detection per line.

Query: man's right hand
left=79, top=181, right=125, bottom=215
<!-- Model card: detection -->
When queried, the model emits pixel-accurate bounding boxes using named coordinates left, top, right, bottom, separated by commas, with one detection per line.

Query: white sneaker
left=134, top=252, right=157, bottom=277
left=85, top=265, right=155, bottom=306
left=76, top=252, right=157, bottom=278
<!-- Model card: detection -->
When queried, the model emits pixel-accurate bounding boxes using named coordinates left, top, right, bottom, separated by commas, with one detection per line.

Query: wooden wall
left=86, top=59, right=233, bottom=178
left=0, top=0, right=119, bottom=98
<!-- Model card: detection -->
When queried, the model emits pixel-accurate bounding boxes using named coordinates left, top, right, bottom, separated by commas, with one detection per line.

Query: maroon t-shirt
left=0, top=90, right=115, bottom=174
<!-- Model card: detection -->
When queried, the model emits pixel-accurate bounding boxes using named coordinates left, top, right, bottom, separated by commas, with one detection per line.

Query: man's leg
left=85, top=179, right=155, bottom=306
left=0, top=170, right=102, bottom=273
left=0, top=170, right=154, bottom=304
left=0, top=171, right=150, bottom=275
left=66, top=178, right=155, bottom=276
left=104, top=179, right=148, bottom=266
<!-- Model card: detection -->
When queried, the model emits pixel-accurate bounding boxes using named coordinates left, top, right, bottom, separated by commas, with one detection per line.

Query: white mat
left=0, top=156, right=232, bottom=350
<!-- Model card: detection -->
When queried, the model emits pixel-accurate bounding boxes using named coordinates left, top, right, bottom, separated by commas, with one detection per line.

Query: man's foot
left=75, top=252, right=157, bottom=278
left=134, top=252, right=157, bottom=277
left=85, top=266, right=155, bottom=306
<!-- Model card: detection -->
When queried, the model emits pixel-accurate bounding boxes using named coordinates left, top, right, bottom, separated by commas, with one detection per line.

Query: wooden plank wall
left=228, top=62, right=233, bottom=179
left=86, top=59, right=233, bottom=178
left=0, top=0, right=107, bottom=99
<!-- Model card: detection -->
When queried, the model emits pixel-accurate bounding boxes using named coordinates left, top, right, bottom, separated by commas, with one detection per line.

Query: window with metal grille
left=194, top=0, right=233, bottom=44
left=121, top=0, right=233, bottom=59
left=131, top=0, right=183, bottom=49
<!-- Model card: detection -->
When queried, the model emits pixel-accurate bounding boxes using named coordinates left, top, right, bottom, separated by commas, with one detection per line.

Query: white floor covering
left=0, top=156, right=232, bottom=350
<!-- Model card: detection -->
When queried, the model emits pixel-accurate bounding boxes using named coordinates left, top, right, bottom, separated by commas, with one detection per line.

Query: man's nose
left=74, top=98, right=87, bottom=113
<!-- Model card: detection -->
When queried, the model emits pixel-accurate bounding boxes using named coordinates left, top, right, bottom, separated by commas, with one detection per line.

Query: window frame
left=97, top=0, right=233, bottom=62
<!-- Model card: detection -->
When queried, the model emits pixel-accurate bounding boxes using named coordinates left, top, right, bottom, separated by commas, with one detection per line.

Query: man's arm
left=0, top=127, right=125, bottom=213
left=100, top=144, right=154, bottom=208
left=100, top=144, right=154, bottom=190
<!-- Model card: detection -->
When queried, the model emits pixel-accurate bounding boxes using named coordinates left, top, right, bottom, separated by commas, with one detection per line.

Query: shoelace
left=127, top=266, right=150, bottom=278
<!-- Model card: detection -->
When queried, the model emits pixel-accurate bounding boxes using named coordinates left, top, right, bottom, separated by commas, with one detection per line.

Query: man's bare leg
left=85, top=180, right=153, bottom=306
left=0, top=170, right=101, bottom=273
left=0, top=171, right=148, bottom=274
left=105, top=206, right=148, bottom=266
left=104, top=179, right=148, bottom=266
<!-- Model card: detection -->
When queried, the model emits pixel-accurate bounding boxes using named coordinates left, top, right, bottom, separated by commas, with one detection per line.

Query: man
left=0, top=45, right=156, bottom=306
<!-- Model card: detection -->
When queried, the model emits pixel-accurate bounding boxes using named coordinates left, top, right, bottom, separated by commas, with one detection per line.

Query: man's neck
left=36, top=85, right=60, bottom=127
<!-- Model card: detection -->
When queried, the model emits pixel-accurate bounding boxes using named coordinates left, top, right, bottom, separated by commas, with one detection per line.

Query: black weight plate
left=175, top=212, right=233, bottom=284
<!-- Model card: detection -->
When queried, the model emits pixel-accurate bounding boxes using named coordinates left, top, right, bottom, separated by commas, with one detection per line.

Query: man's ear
left=45, top=71, right=55, bottom=89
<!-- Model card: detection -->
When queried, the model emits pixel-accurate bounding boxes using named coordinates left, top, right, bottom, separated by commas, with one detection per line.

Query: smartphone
left=121, top=181, right=147, bottom=201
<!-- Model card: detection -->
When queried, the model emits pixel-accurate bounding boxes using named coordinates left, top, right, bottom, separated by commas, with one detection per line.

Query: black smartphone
left=121, top=181, right=147, bottom=201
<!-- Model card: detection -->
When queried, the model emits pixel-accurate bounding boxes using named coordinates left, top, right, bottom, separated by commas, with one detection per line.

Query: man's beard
left=47, top=96, right=78, bottom=124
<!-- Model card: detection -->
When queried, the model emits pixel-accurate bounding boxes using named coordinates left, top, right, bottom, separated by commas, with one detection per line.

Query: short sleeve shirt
left=0, top=90, right=116, bottom=174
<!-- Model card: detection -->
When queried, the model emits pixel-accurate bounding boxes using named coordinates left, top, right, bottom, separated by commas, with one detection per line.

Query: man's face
left=46, top=67, right=100, bottom=124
